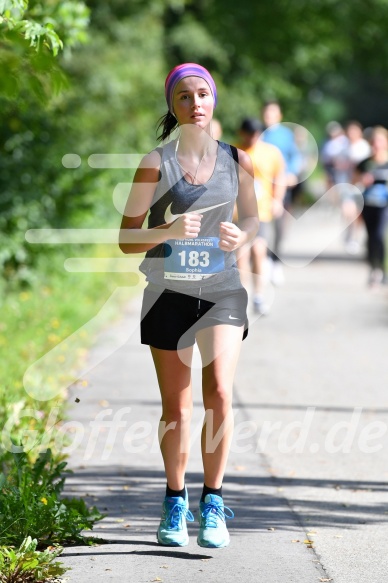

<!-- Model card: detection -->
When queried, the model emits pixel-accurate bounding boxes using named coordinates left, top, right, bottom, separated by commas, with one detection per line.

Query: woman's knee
left=203, top=380, right=233, bottom=410
left=161, top=402, right=193, bottom=424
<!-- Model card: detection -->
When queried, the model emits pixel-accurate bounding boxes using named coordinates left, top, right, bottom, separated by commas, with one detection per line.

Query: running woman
left=261, top=100, right=300, bottom=285
left=355, top=126, right=388, bottom=286
left=236, top=117, right=286, bottom=315
left=119, top=63, right=259, bottom=548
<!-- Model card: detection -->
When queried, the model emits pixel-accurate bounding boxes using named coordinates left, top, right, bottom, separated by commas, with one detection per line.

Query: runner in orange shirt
left=236, top=118, right=286, bottom=314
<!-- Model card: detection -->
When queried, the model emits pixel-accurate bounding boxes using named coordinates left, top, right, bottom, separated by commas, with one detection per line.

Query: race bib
left=164, top=237, right=225, bottom=281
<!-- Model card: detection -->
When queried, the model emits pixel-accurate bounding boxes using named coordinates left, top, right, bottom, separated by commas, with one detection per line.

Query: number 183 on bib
left=164, top=237, right=225, bottom=281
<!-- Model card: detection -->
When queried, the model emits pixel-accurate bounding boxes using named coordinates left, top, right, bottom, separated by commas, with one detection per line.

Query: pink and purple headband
left=165, top=63, right=217, bottom=114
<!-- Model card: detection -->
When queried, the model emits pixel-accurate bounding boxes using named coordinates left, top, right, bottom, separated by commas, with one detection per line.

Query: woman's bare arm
left=219, top=149, right=259, bottom=251
left=235, top=148, right=260, bottom=243
left=119, top=150, right=201, bottom=254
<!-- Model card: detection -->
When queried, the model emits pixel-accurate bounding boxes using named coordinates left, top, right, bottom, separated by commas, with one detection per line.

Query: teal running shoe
left=157, top=491, right=194, bottom=546
left=197, top=494, right=234, bottom=548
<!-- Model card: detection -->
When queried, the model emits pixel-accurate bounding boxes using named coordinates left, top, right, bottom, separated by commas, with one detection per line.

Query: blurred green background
left=2, top=0, right=388, bottom=284
left=1, top=0, right=388, bottom=417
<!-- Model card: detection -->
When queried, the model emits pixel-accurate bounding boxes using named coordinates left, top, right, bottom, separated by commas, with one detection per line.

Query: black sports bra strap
left=230, top=144, right=239, bottom=165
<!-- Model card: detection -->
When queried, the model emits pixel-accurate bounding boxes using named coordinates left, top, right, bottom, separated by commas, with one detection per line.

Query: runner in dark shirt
left=355, top=126, right=388, bottom=285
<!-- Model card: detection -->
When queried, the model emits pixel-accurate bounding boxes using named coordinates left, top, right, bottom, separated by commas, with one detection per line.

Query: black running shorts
left=140, top=285, right=248, bottom=350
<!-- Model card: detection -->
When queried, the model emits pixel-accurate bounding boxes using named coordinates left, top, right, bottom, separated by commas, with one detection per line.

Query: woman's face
left=262, top=103, right=282, bottom=127
left=347, top=124, right=362, bottom=142
left=372, top=132, right=388, bottom=154
left=172, top=76, right=214, bottom=129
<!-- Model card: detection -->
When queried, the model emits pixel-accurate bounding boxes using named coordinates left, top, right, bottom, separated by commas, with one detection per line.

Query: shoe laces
left=201, top=501, right=234, bottom=528
left=165, top=500, right=194, bottom=529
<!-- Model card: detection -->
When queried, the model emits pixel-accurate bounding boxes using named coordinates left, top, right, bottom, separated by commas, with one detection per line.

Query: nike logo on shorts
left=228, top=315, right=240, bottom=320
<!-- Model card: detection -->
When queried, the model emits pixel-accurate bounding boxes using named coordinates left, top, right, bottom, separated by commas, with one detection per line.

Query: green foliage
left=0, top=536, right=67, bottom=582
left=166, top=13, right=228, bottom=68
left=0, top=2, right=165, bottom=284
left=0, top=234, right=132, bottom=564
left=0, top=0, right=89, bottom=101
left=0, top=450, right=104, bottom=547
left=164, top=0, right=388, bottom=128
left=0, top=94, right=100, bottom=284
left=61, top=9, right=166, bottom=153
left=0, top=243, right=136, bottom=467
left=0, top=0, right=89, bottom=54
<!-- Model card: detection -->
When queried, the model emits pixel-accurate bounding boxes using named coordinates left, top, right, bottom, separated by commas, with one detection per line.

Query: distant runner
left=236, top=117, right=286, bottom=314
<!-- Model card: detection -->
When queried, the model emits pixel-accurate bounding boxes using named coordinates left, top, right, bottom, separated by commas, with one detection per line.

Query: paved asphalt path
left=61, top=207, right=388, bottom=582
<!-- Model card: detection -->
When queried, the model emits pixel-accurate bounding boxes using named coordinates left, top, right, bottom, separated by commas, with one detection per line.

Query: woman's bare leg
left=251, top=237, right=267, bottom=297
left=150, top=346, right=193, bottom=491
left=195, top=325, right=243, bottom=488
left=236, top=242, right=252, bottom=292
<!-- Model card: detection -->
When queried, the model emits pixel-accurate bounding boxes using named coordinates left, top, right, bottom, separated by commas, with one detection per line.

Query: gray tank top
left=139, top=139, right=243, bottom=294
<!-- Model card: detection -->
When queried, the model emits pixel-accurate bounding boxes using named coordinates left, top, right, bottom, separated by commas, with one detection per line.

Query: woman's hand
left=168, top=213, right=203, bottom=239
left=219, top=221, right=246, bottom=251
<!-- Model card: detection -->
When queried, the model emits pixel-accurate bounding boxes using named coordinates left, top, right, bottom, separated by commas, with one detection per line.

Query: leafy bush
left=0, top=0, right=90, bottom=101
left=0, top=536, right=67, bottom=583
left=0, top=450, right=104, bottom=547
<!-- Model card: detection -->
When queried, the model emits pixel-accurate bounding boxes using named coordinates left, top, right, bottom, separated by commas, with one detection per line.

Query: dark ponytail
left=157, top=111, right=178, bottom=142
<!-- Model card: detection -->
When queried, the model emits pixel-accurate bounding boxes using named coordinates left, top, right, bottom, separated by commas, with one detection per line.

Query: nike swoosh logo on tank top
left=164, top=200, right=231, bottom=223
